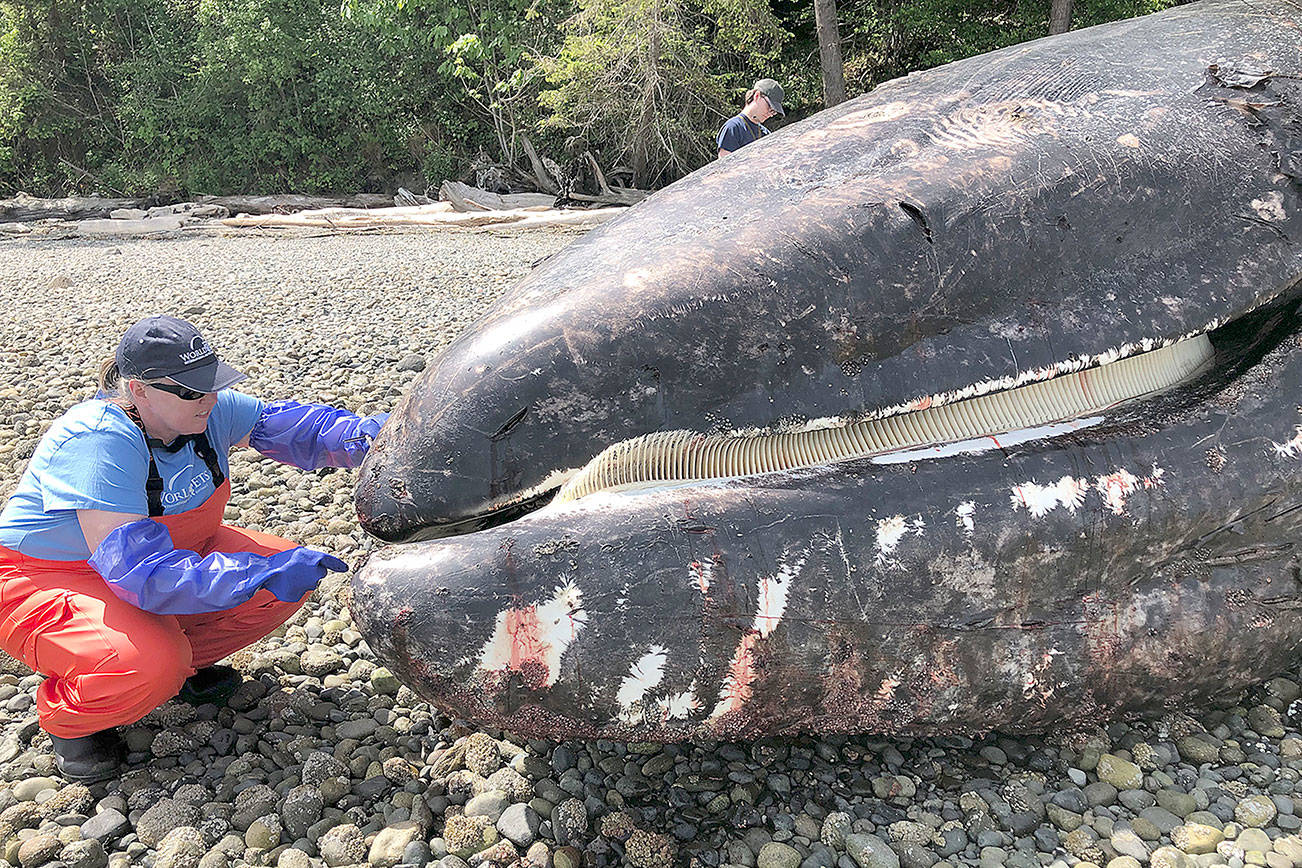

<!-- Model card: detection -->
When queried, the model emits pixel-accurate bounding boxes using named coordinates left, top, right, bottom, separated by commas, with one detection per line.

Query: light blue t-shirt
left=0, top=392, right=264, bottom=561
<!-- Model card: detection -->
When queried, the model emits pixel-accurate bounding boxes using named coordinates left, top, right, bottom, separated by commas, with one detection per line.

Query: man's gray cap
left=754, top=79, right=785, bottom=116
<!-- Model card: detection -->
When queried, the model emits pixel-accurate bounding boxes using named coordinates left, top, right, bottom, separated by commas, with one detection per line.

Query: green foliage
left=834, top=0, right=1189, bottom=96
left=347, top=0, right=570, bottom=166
left=0, top=0, right=552, bottom=195
left=538, top=0, right=785, bottom=186
left=0, top=0, right=1193, bottom=195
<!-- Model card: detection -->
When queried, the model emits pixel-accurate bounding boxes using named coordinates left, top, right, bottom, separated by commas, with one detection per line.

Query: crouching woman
left=0, top=315, right=388, bottom=781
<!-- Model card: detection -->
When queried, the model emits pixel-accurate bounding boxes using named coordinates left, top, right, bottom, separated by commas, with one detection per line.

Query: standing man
left=717, top=79, right=786, bottom=158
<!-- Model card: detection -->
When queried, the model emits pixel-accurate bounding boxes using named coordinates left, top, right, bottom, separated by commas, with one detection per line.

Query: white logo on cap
left=178, top=336, right=213, bottom=365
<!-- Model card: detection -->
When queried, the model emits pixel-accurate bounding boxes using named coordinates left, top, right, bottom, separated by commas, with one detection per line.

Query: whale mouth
left=546, top=289, right=1302, bottom=505
left=555, top=332, right=1215, bottom=503
left=402, top=289, right=1301, bottom=539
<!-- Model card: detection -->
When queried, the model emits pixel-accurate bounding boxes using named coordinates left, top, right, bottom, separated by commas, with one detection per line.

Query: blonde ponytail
left=98, top=357, right=133, bottom=407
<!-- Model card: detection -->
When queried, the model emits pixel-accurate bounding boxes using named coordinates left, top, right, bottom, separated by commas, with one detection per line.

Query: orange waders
left=0, top=480, right=308, bottom=737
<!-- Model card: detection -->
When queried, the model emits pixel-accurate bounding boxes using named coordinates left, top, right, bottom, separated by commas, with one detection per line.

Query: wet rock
left=1148, top=845, right=1194, bottom=868
left=232, top=784, right=279, bottom=830
left=444, top=815, right=495, bottom=858
left=1248, top=704, right=1285, bottom=738
left=551, top=798, right=587, bottom=846
left=13, top=778, right=59, bottom=801
left=300, top=646, right=344, bottom=678
left=624, top=829, right=676, bottom=868
left=1109, top=829, right=1149, bottom=862
left=277, top=849, right=312, bottom=868
left=465, top=792, right=509, bottom=823
left=245, top=814, right=282, bottom=850
left=821, top=812, right=852, bottom=849
left=463, top=733, right=502, bottom=777
left=80, top=808, right=129, bottom=843
left=16, top=834, right=61, bottom=868
left=1237, top=827, right=1272, bottom=852
left=281, top=785, right=324, bottom=839
left=1175, top=736, right=1220, bottom=764
left=395, top=354, right=426, bottom=373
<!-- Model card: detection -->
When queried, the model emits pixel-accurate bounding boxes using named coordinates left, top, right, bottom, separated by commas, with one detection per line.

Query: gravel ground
left=1, top=229, right=1302, bottom=868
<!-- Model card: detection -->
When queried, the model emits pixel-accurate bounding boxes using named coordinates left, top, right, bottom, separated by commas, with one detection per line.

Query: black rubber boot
left=175, top=664, right=243, bottom=707
left=48, top=730, right=125, bottom=783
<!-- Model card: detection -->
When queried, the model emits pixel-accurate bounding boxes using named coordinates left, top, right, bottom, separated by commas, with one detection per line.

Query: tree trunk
left=814, top=0, right=847, bottom=108
left=1049, top=0, right=1074, bottom=35
left=632, top=1, right=663, bottom=188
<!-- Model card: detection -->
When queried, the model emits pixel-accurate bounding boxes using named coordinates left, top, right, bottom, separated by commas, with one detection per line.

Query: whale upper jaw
left=357, top=0, right=1302, bottom=543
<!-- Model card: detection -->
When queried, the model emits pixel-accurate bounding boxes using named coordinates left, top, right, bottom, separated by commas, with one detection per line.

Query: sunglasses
left=148, top=382, right=211, bottom=401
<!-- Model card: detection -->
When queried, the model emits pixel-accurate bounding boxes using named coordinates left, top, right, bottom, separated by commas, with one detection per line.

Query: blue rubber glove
left=260, top=547, right=348, bottom=602
left=90, top=519, right=347, bottom=614
left=248, top=401, right=389, bottom=470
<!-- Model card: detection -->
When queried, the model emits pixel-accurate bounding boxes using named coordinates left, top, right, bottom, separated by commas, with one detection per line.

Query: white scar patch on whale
left=1252, top=191, right=1286, bottom=222
left=664, top=681, right=700, bottom=720
left=1274, top=426, right=1302, bottom=458
left=875, top=515, right=925, bottom=565
left=1095, top=469, right=1139, bottom=515
left=1010, top=476, right=1088, bottom=517
left=1095, top=466, right=1165, bottom=515
left=689, top=559, right=713, bottom=594
left=955, top=501, right=976, bottom=538
left=1012, top=466, right=1165, bottom=518
left=710, top=556, right=804, bottom=720
left=477, top=581, right=588, bottom=687
left=616, top=645, right=668, bottom=712
left=754, top=562, right=797, bottom=638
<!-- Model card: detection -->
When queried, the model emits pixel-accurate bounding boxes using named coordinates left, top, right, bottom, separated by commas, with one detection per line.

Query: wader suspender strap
left=125, top=407, right=226, bottom=517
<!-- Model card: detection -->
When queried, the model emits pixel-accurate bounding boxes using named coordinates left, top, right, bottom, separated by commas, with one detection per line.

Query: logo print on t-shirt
left=161, top=465, right=214, bottom=509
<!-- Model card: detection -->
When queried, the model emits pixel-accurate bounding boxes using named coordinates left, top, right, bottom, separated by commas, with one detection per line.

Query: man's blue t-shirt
left=0, top=392, right=264, bottom=561
left=717, top=114, right=769, bottom=153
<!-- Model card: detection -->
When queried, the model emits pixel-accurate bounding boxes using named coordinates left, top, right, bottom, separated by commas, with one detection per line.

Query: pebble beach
left=1, top=229, right=1302, bottom=868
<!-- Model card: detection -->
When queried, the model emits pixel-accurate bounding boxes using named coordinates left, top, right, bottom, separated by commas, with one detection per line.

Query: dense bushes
left=0, top=0, right=1186, bottom=197
left=0, top=0, right=540, bottom=194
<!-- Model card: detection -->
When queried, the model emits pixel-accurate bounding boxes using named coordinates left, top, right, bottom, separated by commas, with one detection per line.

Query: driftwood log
left=222, top=202, right=623, bottom=231
left=196, top=193, right=392, bottom=215
left=438, top=181, right=556, bottom=212
left=0, top=192, right=395, bottom=224
left=519, top=135, right=560, bottom=195
left=565, top=152, right=649, bottom=207
left=0, top=193, right=154, bottom=223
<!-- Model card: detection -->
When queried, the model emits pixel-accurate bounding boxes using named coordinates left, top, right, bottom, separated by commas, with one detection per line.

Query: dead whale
left=352, top=0, right=1302, bottom=739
